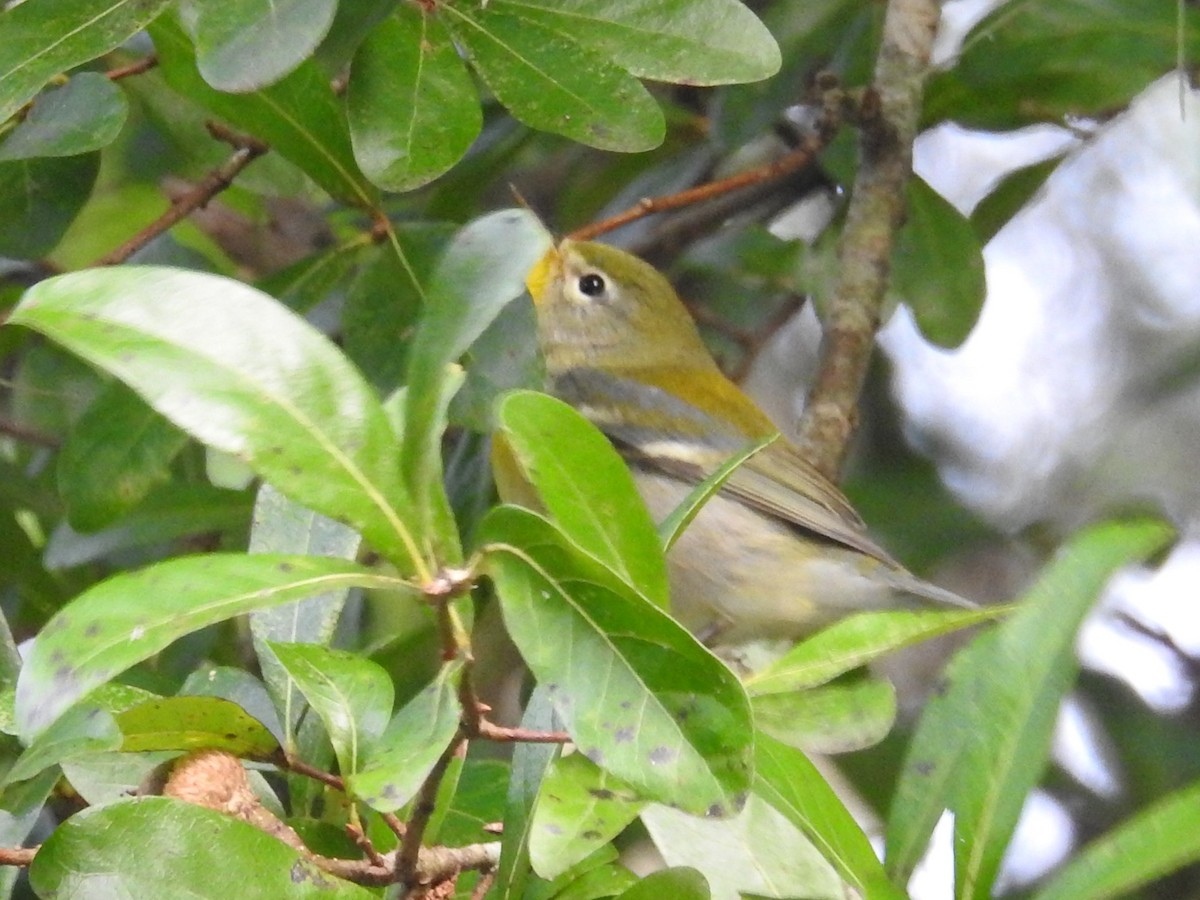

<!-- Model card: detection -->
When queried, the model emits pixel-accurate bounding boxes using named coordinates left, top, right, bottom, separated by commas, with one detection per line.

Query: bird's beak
left=525, top=244, right=563, bottom=306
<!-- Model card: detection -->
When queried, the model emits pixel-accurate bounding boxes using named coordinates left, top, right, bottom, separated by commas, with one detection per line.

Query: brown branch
left=277, top=752, right=407, bottom=840
left=0, top=847, right=36, bottom=867
left=106, top=54, right=158, bottom=81
left=0, top=418, right=59, bottom=448
left=396, top=736, right=468, bottom=885
left=92, top=122, right=269, bottom=267
left=473, top=719, right=571, bottom=744
left=568, top=99, right=842, bottom=243
left=796, top=0, right=940, bottom=479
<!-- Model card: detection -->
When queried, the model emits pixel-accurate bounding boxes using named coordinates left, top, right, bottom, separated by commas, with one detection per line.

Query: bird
left=524, top=237, right=972, bottom=646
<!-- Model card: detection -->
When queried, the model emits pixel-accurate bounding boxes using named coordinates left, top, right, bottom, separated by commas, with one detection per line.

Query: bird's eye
left=577, top=273, right=606, bottom=298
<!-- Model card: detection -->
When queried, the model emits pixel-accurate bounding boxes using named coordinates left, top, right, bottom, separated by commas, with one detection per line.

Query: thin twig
left=567, top=101, right=842, bottom=243
left=470, top=869, right=498, bottom=900
left=0, top=847, right=36, bottom=867
left=92, top=122, right=269, bottom=267
left=474, top=720, right=571, bottom=744
left=106, top=54, right=158, bottom=81
left=277, top=752, right=407, bottom=840
left=796, top=0, right=940, bottom=478
left=0, top=418, right=59, bottom=448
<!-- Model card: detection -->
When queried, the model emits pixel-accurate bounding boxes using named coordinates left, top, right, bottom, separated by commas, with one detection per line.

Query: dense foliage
left=0, top=1, right=1197, bottom=898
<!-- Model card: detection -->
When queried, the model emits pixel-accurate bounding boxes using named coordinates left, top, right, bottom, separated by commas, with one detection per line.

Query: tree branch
left=92, top=122, right=269, bottom=267
left=796, top=0, right=940, bottom=478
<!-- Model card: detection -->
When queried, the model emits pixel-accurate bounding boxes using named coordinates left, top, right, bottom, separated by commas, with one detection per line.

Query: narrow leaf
left=481, top=506, right=752, bottom=816
left=496, top=390, right=669, bottom=608
left=753, top=675, right=897, bottom=755
left=885, top=518, right=1173, bottom=896
left=15, top=553, right=397, bottom=740
left=755, top=731, right=904, bottom=900
left=116, top=696, right=279, bottom=757
left=6, top=704, right=121, bottom=785
left=616, top=867, right=710, bottom=900
left=0, top=73, right=127, bottom=160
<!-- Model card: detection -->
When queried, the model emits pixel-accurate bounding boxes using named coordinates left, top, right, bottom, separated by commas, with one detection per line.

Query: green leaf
left=348, top=6, right=481, bottom=191
left=149, top=15, right=378, bottom=208
left=493, top=686, right=562, bottom=900
left=657, top=434, right=776, bottom=552
left=0, top=0, right=172, bottom=124
left=494, top=0, right=780, bottom=85
left=891, top=176, right=985, bottom=349
left=267, top=642, right=393, bottom=776
left=752, top=675, right=896, bottom=755
left=44, top=483, right=251, bottom=570
left=481, top=506, right=752, bottom=816
left=969, top=155, right=1065, bottom=243
left=57, top=381, right=188, bottom=532
left=248, top=484, right=362, bottom=748
left=0, top=73, right=127, bottom=160
left=496, top=391, right=670, bottom=608
left=755, top=731, right=904, bottom=900
left=116, top=696, right=279, bottom=757
left=0, top=152, right=100, bottom=259
left=616, top=868, right=710, bottom=900
left=15, top=553, right=398, bottom=740
left=1032, top=779, right=1200, bottom=900
left=924, top=0, right=1200, bottom=129
left=191, top=0, right=338, bottom=92
left=11, top=266, right=422, bottom=574
left=347, top=662, right=462, bottom=812
left=402, top=208, right=551, bottom=562
left=531, top=753, right=644, bottom=880
left=885, top=518, right=1174, bottom=896
left=442, top=3, right=664, bottom=152
left=641, top=795, right=842, bottom=900
left=28, top=796, right=376, bottom=898
left=6, top=704, right=121, bottom=785
left=746, top=606, right=1008, bottom=696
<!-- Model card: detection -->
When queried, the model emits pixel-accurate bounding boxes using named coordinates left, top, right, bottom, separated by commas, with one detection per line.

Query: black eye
left=577, top=273, right=606, bottom=297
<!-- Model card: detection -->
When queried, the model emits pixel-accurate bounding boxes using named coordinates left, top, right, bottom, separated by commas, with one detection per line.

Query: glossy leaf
left=402, top=208, right=551, bottom=561
left=746, top=606, right=1008, bottom=696
left=28, top=796, right=375, bottom=898
left=496, top=390, right=670, bottom=608
left=150, top=16, right=378, bottom=208
left=892, top=176, right=986, bottom=349
left=0, top=153, right=100, bottom=259
left=10, top=266, right=422, bottom=573
left=493, top=686, right=562, bottom=900
left=248, top=484, right=362, bottom=746
left=752, top=675, right=897, bottom=755
left=191, top=0, right=338, bottom=92
left=0, top=0, right=172, bottom=124
left=495, top=0, right=780, bottom=85
left=14, top=553, right=397, bottom=740
left=755, top=731, right=903, bottom=900
left=268, top=642, right=393, bottom=776
left=616, top=868, right=710, bottom=900
left=481, top=506, right=752, bottom=816
left=6, top=704, right=121, bottom=786
left=43, top=483, right=251, bottom=570
left=442, top=3, right=664, bottom=152
left=57, top=381, right=188, bottom=532
left=0, top=73, right=127, bottom=161
left=1032, top=779, right=1200, bottom=900
left=531, top=753, right=644, bottom=880
left=641, top=795, right=842, bottom=900
left=885, top=518, right=1174, bottom=896
left=348, top=6, right=481, bottom=191
left=116, top=696, right=279, bottom=757
left=347, top=662, right=461, bottom=812
left=925, top=0, right=1200, bottom=129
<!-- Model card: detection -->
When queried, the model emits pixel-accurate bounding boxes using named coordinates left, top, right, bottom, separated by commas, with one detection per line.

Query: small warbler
left=525, top=238, right=971, bottom=644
